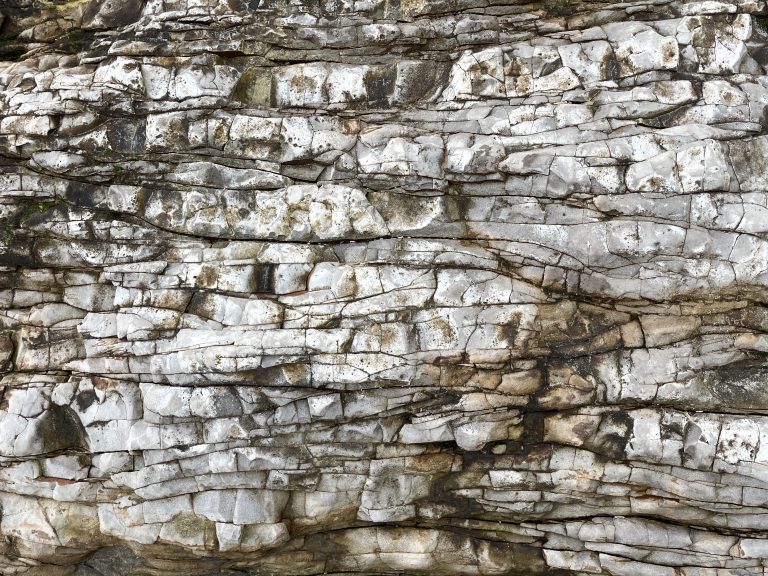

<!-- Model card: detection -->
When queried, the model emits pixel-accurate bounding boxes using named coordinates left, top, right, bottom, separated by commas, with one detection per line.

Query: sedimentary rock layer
left=2, top=0, right=768, bottom=574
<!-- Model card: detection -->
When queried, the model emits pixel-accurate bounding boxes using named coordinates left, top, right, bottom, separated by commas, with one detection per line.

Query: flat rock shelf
left=2, top=0, right=768, bottom=574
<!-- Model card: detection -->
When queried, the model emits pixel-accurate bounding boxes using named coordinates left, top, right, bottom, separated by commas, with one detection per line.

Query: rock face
left=2, top=0, right=768, bottom=574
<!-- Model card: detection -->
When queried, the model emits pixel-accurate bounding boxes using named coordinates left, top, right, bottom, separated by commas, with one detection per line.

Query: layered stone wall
left=2, top=0, right=768, bottom=574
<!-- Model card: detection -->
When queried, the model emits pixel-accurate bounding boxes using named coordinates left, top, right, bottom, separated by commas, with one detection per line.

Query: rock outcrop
left=2, top=0, right=768, bottom=574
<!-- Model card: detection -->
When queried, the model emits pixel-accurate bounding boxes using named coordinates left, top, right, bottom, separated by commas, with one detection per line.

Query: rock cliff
left=2, top=0, right=768, bottom=574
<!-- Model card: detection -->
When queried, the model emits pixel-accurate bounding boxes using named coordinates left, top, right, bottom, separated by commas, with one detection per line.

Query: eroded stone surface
left=2, top=0, right=768, bottom=574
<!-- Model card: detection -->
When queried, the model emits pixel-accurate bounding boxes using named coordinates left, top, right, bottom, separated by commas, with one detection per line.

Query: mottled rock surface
left=2, top=0, right=768, bottom=574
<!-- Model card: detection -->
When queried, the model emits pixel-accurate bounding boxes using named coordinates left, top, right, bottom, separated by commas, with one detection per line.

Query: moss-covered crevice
left=53, top=27, right=98, bottom=54
left=540, top=0, right=582, bottom=17
left=1, top=198, right=64, bottom=247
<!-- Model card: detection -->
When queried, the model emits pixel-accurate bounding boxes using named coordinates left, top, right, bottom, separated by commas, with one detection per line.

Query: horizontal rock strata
left=2, top=0, right=768, bottom=574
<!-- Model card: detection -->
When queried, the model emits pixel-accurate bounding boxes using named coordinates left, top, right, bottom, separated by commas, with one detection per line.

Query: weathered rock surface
left=2, top=0, right=768, bottom=574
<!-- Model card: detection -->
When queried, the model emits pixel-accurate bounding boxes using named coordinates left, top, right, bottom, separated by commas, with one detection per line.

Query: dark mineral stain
left=41, top=405, right=89, bottom=453
left=521, top=412, right=545, bottom=445
left=228, top=0, right=261, bottom=10
left=541, top=0, right=582, bottom=17
left=75, top=388, right=98, bottom=411
left=55, top=28, right=98, bottom=55
left=698, top=364, right=768, bottom=410
left=591, top=411, right=633, bottom=459
left=195, top=265, right=221, bottom=289
left=75, top=545, right=146, bottom=576
left=82, top=0, right=145, bottom=28
left=364, top=66, right=396, bottom=106
left=106, top=119, right=146, bottom=154
left=396, top=61, right=451, bottom=104
left=64, top=181, right=105, bottom=209
left=253, top=264, right=275, bottom=293
left=233, top=67, right=273, bottom=107
left=601, top=48, right=620, bottom=80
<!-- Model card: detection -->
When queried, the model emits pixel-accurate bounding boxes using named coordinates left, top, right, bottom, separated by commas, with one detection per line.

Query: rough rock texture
left=2, top=0, right=768, bottom=574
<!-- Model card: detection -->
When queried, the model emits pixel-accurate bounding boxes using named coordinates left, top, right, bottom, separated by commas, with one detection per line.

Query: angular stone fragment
left=604, top=22, right=680, bottom=76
